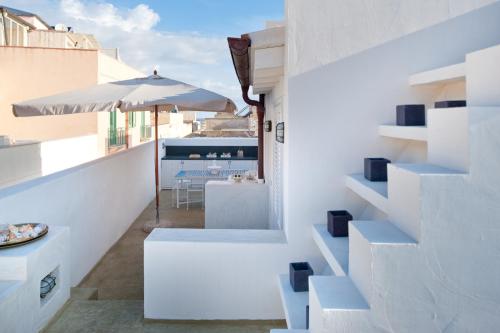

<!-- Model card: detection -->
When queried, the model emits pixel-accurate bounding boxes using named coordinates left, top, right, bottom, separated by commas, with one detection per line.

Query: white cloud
left=60, top=0, right=160, bottom=32
left=2, top=0, right=245, bottom=109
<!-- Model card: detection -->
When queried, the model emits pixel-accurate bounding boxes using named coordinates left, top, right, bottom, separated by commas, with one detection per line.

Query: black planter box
left=396, top=104, right=426, bottom=126
left=289, top=262, right=314, bottom=292
left=327, top=210, right=353, bottom=237
left=306, top=305, right=309, bottom=329
left=435, top=100, right=466, bottom=108
left=364, top=158, right=391, bottom=182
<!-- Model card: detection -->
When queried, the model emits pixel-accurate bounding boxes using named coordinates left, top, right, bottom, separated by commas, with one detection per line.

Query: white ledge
left=345, top=174, right=388, bottom=213
left=312, top=224, right=348, bottom=276
left=278, top=274, right=309, bottom=330
left=378, top=125, right=427, bottom=141
left=409, top=62, right=465, bottom=86
left=146, top=228, right=287, bottom=244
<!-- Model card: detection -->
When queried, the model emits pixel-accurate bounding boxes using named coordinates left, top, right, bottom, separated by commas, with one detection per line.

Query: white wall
left=41, top=134, right=100, bottom=175
left=286, top=0, right=499, bottom=76
left=145, top=228, right=289, bottom=320
left=0, top=142, right=155, bottom=286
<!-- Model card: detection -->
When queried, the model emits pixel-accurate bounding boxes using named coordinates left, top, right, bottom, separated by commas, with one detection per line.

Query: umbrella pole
left=154, top=105, right=160, bottom=224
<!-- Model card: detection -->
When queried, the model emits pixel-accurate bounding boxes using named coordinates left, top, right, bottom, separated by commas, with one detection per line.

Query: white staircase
left=275, top=43, right=500, bottom=332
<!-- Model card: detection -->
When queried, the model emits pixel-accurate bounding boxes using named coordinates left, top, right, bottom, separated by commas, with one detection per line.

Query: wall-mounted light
left=264, top=120, right=272, bottom=132
left=276, top=122, right=284, bottom=143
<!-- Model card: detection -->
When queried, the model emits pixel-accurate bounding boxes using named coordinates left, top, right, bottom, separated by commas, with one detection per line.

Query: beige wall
left=0, top=46, right=98, bottom=141
left=97, top=52, right=144, bottom=83
left=97, top=52, right=147, bottom=154
left=28, top=30, right=70, bottom=48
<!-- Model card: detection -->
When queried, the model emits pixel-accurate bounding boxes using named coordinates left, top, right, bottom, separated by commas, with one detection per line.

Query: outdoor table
left=173, top=169, right=247, bottom=208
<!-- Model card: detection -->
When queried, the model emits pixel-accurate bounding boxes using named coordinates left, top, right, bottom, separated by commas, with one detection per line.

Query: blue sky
left=104, top=0, right=284, bottom=35
left=2, top=0, right=284, bottom=112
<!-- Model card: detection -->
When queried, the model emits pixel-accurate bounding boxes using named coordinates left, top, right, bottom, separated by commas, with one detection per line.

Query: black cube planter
left=364, top=158, right=391, bottom=182
left=396, top=104, right=426, bottom=126
left=327, top=210, right=353, bottom=237
left=435, top=100, right=466, bottom=108
left=289, top=262, right=314, bottom=292
left=306, top=305, right=309, bottom=329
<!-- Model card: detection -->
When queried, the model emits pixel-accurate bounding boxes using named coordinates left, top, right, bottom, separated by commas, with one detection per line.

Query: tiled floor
left=44, top=190, right=286, bottom=332
left=45, top=300, right=284, bottom=333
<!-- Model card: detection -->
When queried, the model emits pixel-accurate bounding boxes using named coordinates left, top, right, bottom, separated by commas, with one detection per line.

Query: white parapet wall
left=0, top=142, right=155, bottom=286
left=41, top=134, right=100, bottom=175
left=144, top=228, right=290, bottom=320
left=0, top=140, right=42, bottom=188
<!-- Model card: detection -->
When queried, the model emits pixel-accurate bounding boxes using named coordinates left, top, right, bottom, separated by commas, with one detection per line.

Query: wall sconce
left=264, top=120, right=272, bottom=132
left=276, top=122, right=285, bottom=143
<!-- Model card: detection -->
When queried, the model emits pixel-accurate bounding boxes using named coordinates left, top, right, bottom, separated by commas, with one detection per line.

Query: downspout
left=241, top=86, right=265, bottom=180
left=228, top=36, right=266, bottom=180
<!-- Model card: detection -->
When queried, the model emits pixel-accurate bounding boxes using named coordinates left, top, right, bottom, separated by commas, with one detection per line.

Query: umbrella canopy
left=12, top=71, right=237, bottom=231
left=13, top=73, right=236, bottom=116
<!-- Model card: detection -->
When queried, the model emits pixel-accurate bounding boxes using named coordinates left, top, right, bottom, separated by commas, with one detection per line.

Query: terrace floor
left=43, top=190, right=286, bottom=332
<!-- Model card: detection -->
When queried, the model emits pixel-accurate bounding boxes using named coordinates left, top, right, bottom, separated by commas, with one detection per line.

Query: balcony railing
left=141, top=125, right=152, bottom=141
left=108, top=127, right=126, bottom=147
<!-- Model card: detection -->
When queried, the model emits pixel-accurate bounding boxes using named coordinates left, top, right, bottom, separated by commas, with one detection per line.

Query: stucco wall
left=0, top=47, right=98, bottom=141
left=286, top=0, right=499, bottom=76
left=283, top=2, right=500, bottom=330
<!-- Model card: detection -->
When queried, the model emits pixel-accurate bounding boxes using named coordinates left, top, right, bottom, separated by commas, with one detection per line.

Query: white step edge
left=309, top=276, right=369, bottom=311
left=391, top=163, right=465, bottom=176
left=278, top=274, right=309, bottom=330
left=345, top=174, right=388, bottom=213
left=312, top=224, right=348, bottom=276
left=378, top=125, right=427, bottom=141
left=409, top=62, right=465, bottom=86
left=351, top=220, right=417, bottom=245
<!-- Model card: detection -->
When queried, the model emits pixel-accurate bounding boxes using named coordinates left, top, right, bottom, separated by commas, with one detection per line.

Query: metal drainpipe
left=242, top=85, right=265, bottom=180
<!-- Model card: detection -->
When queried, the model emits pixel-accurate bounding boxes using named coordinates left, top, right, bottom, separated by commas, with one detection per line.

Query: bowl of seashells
left=0, top=223, right=49, bottom=249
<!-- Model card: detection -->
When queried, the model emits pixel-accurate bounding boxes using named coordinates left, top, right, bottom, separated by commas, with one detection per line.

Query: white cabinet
left=161, top=160, right=178, bottom=189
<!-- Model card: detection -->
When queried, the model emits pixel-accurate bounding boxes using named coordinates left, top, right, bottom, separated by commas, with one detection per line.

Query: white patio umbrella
left=13, top=71, right=237, bottom=232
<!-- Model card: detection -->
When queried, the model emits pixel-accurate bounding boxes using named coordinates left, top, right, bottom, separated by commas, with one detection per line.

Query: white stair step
left=349, top=220, right=417, bottom=304
left=378, top=125, right=427, bottom=141
left=427, top=107, right=469, bottom=172
left=312, top=224, right=348, bottom=276
left=409, top=62, right=465, bottom=86
left=278, top=274, right=308, bottom=330
left=345, top=174, right=388, bottom=213
left=309, top=276, right=370, bottom=333
left=351, top=220, right=416, bottom=245
left=387, top=163, right=465, bottom=240
left=390, top=163, right=463, bottom=175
